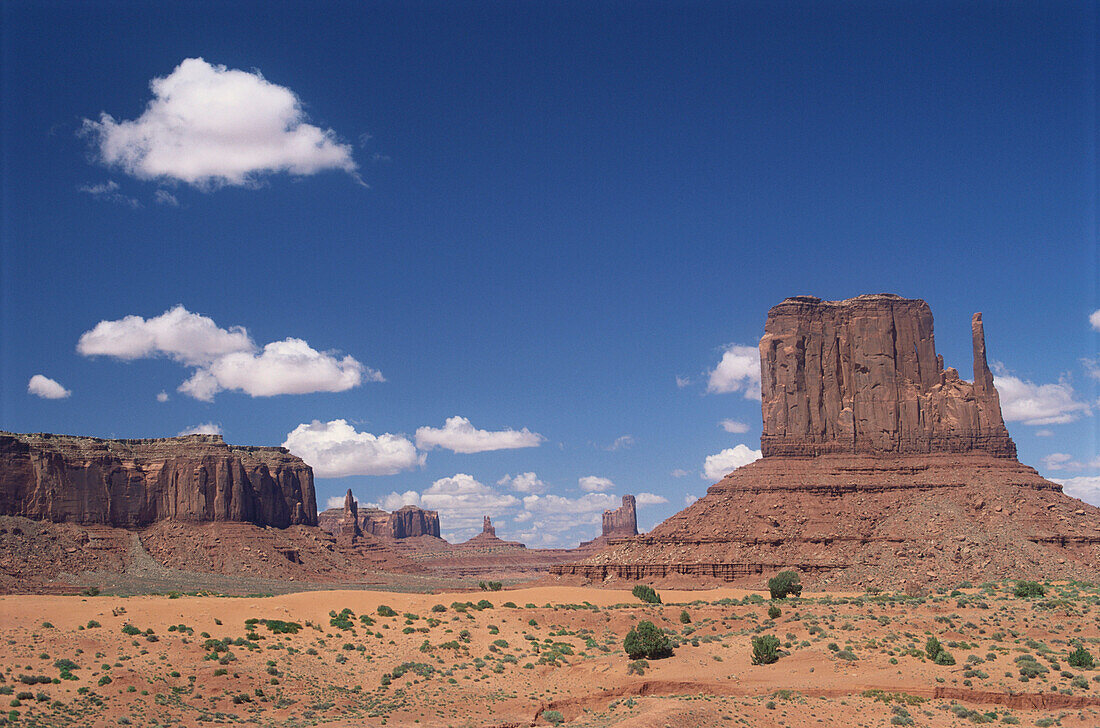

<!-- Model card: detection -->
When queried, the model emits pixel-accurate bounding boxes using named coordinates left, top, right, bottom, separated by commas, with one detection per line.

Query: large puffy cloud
left=82, top=58, right=356, bottom=188
left=707, top=344, right=761, bottom=400
left=702, top=444, right=762, bottom=480
left=415, top=416, right=543, bottom=454
left=27, top=375, right=71, bottom=399
left=374, top=474, right=522, bottom=541
left=993, top=365, right=1091, bottom=425
left=578, top=476, right=614, bottom=493
left=78, top=306, right=379, bottom=401
left=497, top=472, right=548, bottom=494
left=283, top=419, right=420, bottom=478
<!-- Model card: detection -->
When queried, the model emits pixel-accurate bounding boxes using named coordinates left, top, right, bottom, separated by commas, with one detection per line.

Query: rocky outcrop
left=0, top=432, right=316, bottom=529
left=319, top=503, right=440, bottom=540
left=553, top=294, right=1100, bottom=589
left=460, top=515, right=525, bottom=548
left=603, top=495, right=637, bottom=538
left=334, top=489, right=362, bottom=546
left=759, top=294, right=1016, bottom=458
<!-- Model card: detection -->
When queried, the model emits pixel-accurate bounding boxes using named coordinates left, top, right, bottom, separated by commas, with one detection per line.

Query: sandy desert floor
left=2, top=582, right=1100, bottom=727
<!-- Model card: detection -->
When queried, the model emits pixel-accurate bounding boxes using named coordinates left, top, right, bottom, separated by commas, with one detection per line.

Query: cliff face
left=318, top=503, right=441, bottom=540
left=602, top=495, right=637, bottom=538
left=0, top=432, right=316, bottom=529
left=759, top=294, right=1016, bottom=458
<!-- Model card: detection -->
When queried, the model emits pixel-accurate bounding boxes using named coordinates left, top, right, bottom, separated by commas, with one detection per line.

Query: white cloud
left=377, top=490, right=422, bottom=511
left=1052, top=476, right=1100, bottom=508
left=177, top=422, right=222, bottom=436
left=415, top=416, right=543, bottom=454
left=78, top=180, right=140, bottom=208
left=421, top=474, right=520, bottom=529
left=702, top=444, right=762, bottom=480
left=993, top=365, right=1091, bottom=425
left=156, top=391, right=169, bottom=403
left=77, top=305, right=253, bottom=366
left=27, top=375, right=71, bottom=400
left=719, top=419, right=749, bottom=433
left=497, top=472, right=547, bottom=494
left=684, top=494, right=699, bottom=506
left=1042, top=452, right=1100, bottom=472
left=1084, top=359, right=1100, bottom=382
left=1090, top=309, right=1100, bottom=332
left=78, top=305, right=378, bottom=401
left=522, top=492, right=620, bottom=516
left=82, top=58, right=356, bottom=188
left=282, top=419, right=421, bottom=478
left=154, top=189, right=179, bottom=206
left=1034, top=429, right=1054, bottom=437
left=635, top=492, right=668, bottom=506
left=325, top=495, right=347, bottom=510
left=670, top=468, right=690, bottom=478
left=578, top=475, right=614, bottom=493
left=676, top=376, right=692, bottom=388
left=605, top=435, right=634, bottom=451
left=707, top=344, right=761, bottom=400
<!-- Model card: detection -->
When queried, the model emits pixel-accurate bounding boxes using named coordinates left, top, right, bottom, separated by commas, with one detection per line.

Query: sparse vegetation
left=767, top=571, right=802, bottom=600
left=623, top=621, right=672, bottom=660
left=631, top=585, right=661, bottom=604
left=751, top=635, right=781, bottom=665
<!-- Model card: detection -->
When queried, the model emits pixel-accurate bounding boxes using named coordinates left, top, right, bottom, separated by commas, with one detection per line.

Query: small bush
left=542, top=709, right=564, bottom=725
left=751, top=635, right=781, bottom=665
left=626, top=658, right=648, bottom=675
left=623, top=621, right=672, bottom=660
left=768, top=605, right=781, bottom=620
left=631, top=585, right=661, bottom=604
left=377, top=605, right=398, bottom=617
left=1013, top=581, right=1045, bottom=598
left=679, top=610, right=691, bottom=624
left=1069, top=647, right=1095, bottom=669
left=767, top=571, right=802, bottom=600
left=120, top=624, right=141, bottom=636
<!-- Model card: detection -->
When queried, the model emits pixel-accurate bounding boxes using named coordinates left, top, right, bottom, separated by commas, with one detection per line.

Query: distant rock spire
left=482, top=515, right=495, bottom=537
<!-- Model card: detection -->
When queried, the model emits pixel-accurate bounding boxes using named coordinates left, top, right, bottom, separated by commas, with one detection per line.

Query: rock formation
left=603, top=495, right=638, bottom=538
left=335, top=489, right=362, bottom=546
left=0, top=432, right=316, bottom=529
left=318, top=503, right=441, bottom=540
left=553, top=294, right=1100, bottom=588
left=759, top=295, right=1015, bottom=458
left=460, top=515, right=525, bottom=548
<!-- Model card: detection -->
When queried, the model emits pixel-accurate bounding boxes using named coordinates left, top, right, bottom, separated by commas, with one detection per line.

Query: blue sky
left=2, top=1, right=1098, bottom=547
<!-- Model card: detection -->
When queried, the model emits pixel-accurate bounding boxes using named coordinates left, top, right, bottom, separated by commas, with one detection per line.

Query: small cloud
left=578, top=475, right=614, bottom=493
left=156, top=391, right=169, bottom=403
left=707, top=344, right=761, bottom=400
left=719, top=419, right=749, bottom=433
left=1090, top=309, right=1100, bottom=332
left=78, top=180, right=140, bottom=208
left=1084, top=358, right=1100, bottom=383
left=1041, top=452, right=1100, bottom=472
left=670, top=468, right=690, bottom=478
left=283, top=419, right=421, bottom=478
left=676, top=376, right=692, bottom=388
left=604, top=435, right=634, bottom=451
left=27, top=374, right=71, bottom=400
left=702, top=444, right=762, bottom=480
left=993, top=363, right=1091, bottom=425
left=154, top=189, right=179, bottom=206
left=82, top=57, right=357, bottom=189
left=325, top=495, right=347, bottom=510
left=635, top=492, right=668, bottom=505
left=415, top=416, right=543, bottom=454
left=177, top=422, right=223, bottom=436
left=497, top=472, right=547, bottom=494
left=684, top=494, right=699, bottom=506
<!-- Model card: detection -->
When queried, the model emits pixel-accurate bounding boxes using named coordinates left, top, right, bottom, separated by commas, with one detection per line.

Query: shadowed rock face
left=602, top=495, right=637, bottom=538
left=0, top=432, right=316, bottom=528
left=759, top=294, right=1016, bottom=458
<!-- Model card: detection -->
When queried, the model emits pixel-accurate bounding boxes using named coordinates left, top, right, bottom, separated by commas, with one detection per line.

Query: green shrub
left=1069, top=647, right=1095, bottom=669
left=751, top=635, right=781, bottom=665
left=120, top=624, right=141, bottom=636
left=542, top=709, right=564, bottom=725
left=377, top=605, right=398, bottom=617
left=768, top=605, right=781, bottom=620
left=1013, top=581, right=1045, bottom=598
left=767, top=571, right=802, bottom=600
left=431, top=604, right=447, bottom=613
left=623, top=621, right=672, bottom=660
left=631, top=585, right=661, bottom=604
left=679, top=610, right=691, bottom=624
left=626, top=659, right=648, bottom=675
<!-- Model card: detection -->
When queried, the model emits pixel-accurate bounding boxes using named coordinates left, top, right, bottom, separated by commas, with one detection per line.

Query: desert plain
left=4, top=581, right=1100, bottom=727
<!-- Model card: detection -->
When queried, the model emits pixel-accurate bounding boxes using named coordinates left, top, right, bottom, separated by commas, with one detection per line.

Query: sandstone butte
left=0, top=432, right=316, bottom=528
left=317, top=494, right=441, bottom=542
left=553, top=293, right=1100, bottom=589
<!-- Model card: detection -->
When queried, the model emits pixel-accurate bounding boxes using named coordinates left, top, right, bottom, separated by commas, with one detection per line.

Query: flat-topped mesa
left=759, top=294, right=1016, bottom=458
left=318, top=503, right=441, bottom=540
left=602, top=495, right=637, bottom=538
left=0, top=431, right=316, bottom=528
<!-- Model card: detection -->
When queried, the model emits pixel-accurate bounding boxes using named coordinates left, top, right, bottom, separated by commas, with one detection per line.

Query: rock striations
left=553, top=294, right=1100, bottom=588
left=0, top=432, right=316, bottom=529
left=318, top=503, right=441, bottom=541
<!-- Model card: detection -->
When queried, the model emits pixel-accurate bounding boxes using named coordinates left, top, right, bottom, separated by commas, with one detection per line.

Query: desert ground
left=3, top=582, right=1100, bottom=727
